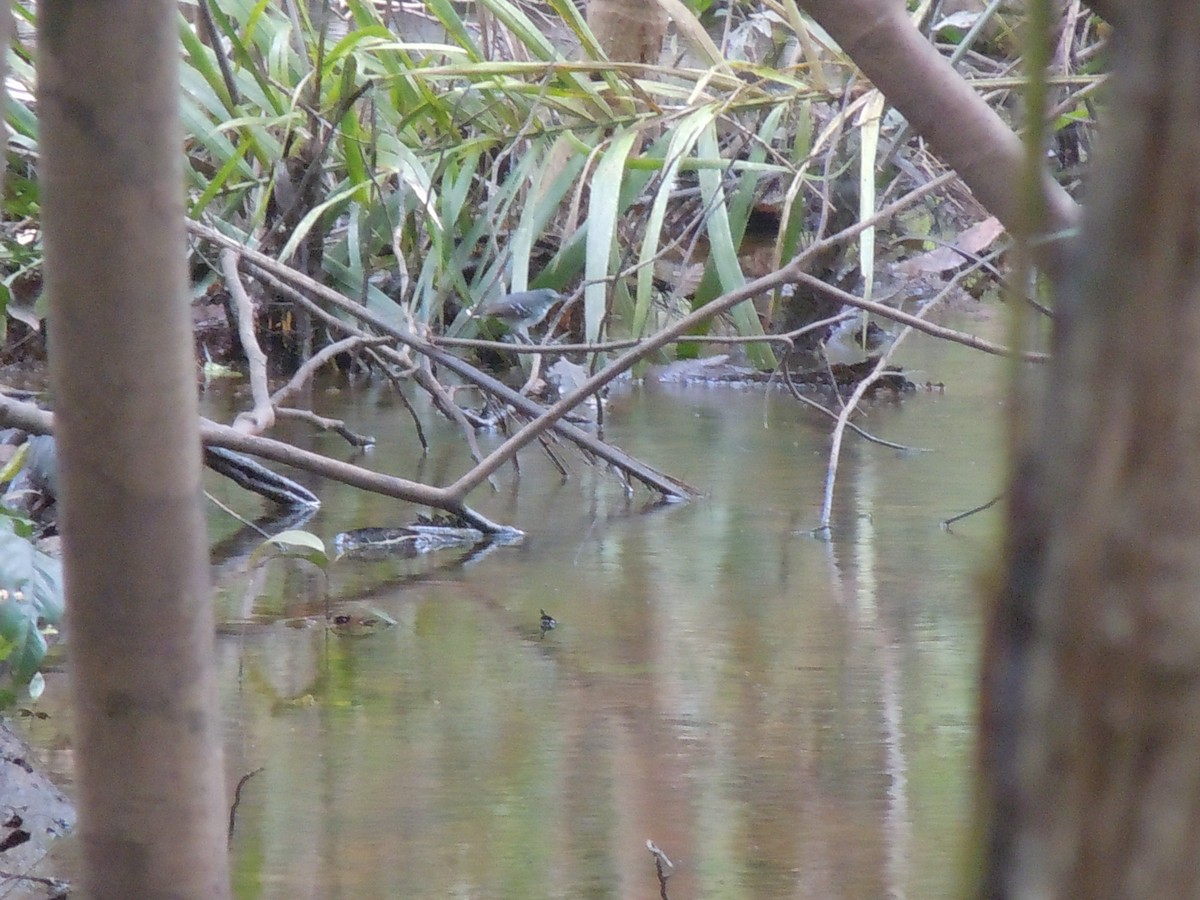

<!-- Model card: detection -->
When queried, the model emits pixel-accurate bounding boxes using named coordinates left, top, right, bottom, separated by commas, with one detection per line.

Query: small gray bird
left=477, top=289, right=563, bottom=342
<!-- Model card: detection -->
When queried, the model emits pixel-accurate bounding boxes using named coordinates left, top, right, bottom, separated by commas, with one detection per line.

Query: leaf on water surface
left=201, top=359, right=242, bottom=380
left=250, top=529, right=330, bottom=570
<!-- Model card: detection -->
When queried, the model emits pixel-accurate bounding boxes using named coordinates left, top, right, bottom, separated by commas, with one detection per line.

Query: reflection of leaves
left=242, top=652, right=330, bottom=712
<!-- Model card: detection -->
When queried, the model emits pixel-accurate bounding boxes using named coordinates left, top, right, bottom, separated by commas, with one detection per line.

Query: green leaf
left=0, top=587, right=48, bottom=684
left=0, top=443, right=29, bottom=485
left=250, top=529, right=330, bottom=570
left=635, top=108, right=713, bottom=336
left=276, top=181, right=363, bottom=262
left=585, top=129, right=640, bottom=346
left=0, top=517, right=64, bottom=625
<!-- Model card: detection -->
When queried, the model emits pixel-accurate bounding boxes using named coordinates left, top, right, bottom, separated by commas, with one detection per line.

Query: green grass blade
left=634, top=108, right=714, bottom=337
left=585, top=129, right=640, bottom=344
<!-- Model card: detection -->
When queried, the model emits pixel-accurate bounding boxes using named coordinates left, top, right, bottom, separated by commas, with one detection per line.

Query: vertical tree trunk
left=982, top=3, right=1200, bottom=895
left=588, top=0, right=667, bottom=70
left=0, top=0, right=9, bottom=200
left=38, top=2, right=231, bottom=896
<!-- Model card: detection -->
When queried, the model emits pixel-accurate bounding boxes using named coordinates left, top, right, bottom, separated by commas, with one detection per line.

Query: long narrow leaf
left=189, top=139, right=255, bottom=216
left=695, top=123, right=775, bottom=368
left=634, top=108, right=714, bottom=337
left=585, top=130, right=640, bottom=345
left=857, top=90, right=886, bottom=339
left=277, top=181, right=364, bottom=262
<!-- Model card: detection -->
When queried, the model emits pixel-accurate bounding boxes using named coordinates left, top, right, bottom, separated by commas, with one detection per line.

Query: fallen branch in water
left=187, top=169, right=1024, bottom=516
left=227, top=766, right=264, bottom=847
left=196, top=236, right=698, bottom=500
left=0, top=397, right=522, bottom=535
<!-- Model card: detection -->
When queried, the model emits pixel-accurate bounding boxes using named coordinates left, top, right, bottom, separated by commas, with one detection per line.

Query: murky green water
left=25, top=316, right=1009, bottom=898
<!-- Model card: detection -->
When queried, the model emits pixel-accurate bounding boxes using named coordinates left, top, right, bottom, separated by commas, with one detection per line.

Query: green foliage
left=0, top=514, right=64, bottom=701
left=8, top=1, right=1103, bottom=362
left=4, top=0, right=839, bottom=363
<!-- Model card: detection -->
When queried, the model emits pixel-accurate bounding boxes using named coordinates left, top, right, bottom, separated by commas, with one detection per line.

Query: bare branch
left=270, top=334, right=388, bottom=409
left=274, top=407, right=376, bottom=448
left=221, top=249, right=275, bottom=434
left=0, top=397, right=519, bottom=534
left=792, top=272, right=1048, bottom=362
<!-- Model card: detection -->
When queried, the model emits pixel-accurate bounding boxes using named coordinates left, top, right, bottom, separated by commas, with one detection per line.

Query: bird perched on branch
left=477, top=289, right=563, bottom=342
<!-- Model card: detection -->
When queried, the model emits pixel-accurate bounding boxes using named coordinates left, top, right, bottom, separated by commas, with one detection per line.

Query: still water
left=28, top=319, right=1008, bottom=898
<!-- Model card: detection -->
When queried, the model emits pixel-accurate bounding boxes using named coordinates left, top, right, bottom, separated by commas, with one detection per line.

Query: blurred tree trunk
left=980, top=3, right=1200, bottom=896
left=0, top=0, right=8, bottom=200
left=589, top=0, right=667, bottom=71
left=38, top=2, right=231, bottom=897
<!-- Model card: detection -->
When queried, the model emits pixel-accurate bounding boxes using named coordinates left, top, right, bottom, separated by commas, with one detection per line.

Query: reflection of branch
left=646, top=840, right=674, bottom=900
left=204, top=446, right=319, bottom=507
left=779, top=361, right=930, bottom=453
left=227, top=766, right=264, bottom=846
left=943, top=493, right=1003, bottom=530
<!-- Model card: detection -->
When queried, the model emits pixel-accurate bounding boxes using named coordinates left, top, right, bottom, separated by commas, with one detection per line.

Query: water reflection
left=28, top=325, right=1006, bottom=897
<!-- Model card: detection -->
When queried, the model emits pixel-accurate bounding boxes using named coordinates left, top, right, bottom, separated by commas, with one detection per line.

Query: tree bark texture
left=983, top=4, right=1200, bottom=896
left=589, top=0, right=667, bottom=70
left=37, top=2, right=231, bottom=897
left=0, top=0, right=9, bottom=201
